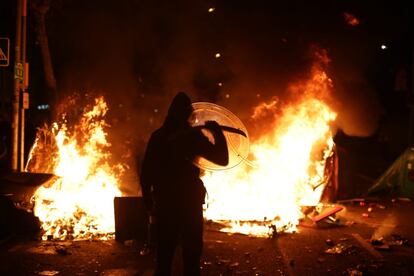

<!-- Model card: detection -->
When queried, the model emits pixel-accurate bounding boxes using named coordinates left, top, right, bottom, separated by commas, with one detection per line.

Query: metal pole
left=12, top=0, right=22, bottom=171
left=19, top=0, right=27, bottom=171
left=410, top=47, right=414, bottom=147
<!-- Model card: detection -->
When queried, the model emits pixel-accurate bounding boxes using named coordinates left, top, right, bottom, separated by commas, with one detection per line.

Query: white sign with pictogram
left=0, top=37, right=10, bottom=67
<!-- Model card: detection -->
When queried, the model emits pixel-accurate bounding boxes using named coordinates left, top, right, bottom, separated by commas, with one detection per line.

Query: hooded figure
left=140, top=92, right=228, bottom=276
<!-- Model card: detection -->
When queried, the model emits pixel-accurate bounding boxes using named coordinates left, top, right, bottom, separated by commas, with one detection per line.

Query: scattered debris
left=398, top=197, right=411, bottom=202
left=317, top=257, right=325, bottom=263
left=37, top=271, right=59, bottom=276
left=217, top=258, right=230, bottom=266
left=234, top=271, right=250, bottom=275
left=325, top=243, right=353, bottom=254
left=370, top=237, right=384, bottom=246
left=346, top=268, right=363, bottom=276
left=337, top=198, right=365, bottom=204
left=351, top=233, right=383, bottom=259
left=101, top=268, right=140, bottom=275
left=139, top=244, right=150, bottom=256
left=55, top=245, right=70, bottom=255
left=325, top=239, right=334, bottom=246
left=370, top=238, right=390, bottom=251
left=369, top=234, right=409, bottom=250
left=299, top=205, right=345, bottom=228
left=275, top=268, right=284, bottom=275
left=203, top=260, right=212, bottom=266
left=350, top=261, right=384, bottom=275
left=311, top=205, right=343, bottom=222
left=390, top=234, right=409, bottom=246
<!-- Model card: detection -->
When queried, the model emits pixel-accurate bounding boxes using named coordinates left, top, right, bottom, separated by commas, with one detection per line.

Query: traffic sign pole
left=19, top=0, right=28, bottom=171
left=12, top=0, right=22, bottom=171
left=12, top=0, right=27, bottom=172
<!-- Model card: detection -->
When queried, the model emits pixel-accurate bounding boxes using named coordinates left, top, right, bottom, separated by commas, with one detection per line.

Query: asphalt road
left=1, top=199, right=414, bottom=276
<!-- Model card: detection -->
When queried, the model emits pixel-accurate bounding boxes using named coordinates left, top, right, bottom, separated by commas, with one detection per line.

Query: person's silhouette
left=140, top=92, right=228, bottom=275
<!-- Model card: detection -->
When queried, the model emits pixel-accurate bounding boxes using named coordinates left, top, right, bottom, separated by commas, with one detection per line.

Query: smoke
left=332, top=75, right=382, bottom=137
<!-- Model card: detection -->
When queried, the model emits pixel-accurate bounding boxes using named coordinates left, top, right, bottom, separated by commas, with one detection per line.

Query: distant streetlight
left=380, top=44, right=388, bottom=50
left=208, top=7, right=215, bottom=13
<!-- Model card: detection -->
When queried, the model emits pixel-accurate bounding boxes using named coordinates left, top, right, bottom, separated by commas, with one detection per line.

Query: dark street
left=1, top=199, right=414, bottom=275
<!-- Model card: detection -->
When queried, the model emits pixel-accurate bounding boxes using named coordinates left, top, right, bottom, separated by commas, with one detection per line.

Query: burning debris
left=325, top=242, right=354, bottom=255
left=370, top=234, right=409, bottom=251
left=23, top=49, right=340, bottom=240
left=26, top=96, right=123, bottom=240
left=202, top=49, right=338, bottom=236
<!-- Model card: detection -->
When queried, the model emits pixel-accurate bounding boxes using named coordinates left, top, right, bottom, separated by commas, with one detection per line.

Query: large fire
left=27, top=97, right=123, bottom=240
left=203, top=52, right=337, bottom=236
left=27, top=49, right=337, bottom=240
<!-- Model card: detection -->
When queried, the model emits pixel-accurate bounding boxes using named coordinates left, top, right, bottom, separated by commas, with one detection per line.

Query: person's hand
left=205, top=120, right=221, bottom=132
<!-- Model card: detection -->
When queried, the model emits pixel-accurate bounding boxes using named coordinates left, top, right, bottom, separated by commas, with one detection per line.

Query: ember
left=343, top=12, right=360, bottom=26
left=26, top=97, right=123, bottom=240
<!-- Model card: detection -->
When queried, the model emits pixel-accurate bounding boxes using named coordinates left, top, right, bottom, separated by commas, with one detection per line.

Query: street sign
left=0, top=37, right=10, bottom=67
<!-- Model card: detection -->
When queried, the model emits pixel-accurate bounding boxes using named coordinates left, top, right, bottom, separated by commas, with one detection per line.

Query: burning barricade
left=25, top=48, right=343, bottom=241
left=26, top=96, right=123, bottom=240
left=202, top=48, right=340, bottom=237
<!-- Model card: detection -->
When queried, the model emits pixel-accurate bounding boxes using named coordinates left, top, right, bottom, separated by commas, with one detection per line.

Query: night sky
left=1, top=0, right=413, bottom=160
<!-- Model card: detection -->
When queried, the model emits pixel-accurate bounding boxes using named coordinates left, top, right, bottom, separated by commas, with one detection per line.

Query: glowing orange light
left=343, top=12, right=360, bottom=26
left=203, top=53, right=337, bottom=236
left=27, top=97, right=123, bottom=240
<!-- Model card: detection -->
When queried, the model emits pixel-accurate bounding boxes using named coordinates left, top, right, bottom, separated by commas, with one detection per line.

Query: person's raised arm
left=202, top=120, right=229, bottom=166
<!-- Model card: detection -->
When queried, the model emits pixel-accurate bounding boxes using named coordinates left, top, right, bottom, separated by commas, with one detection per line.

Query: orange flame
left=203, top=54, right=337, bottom=236
left=27, top=97, right=123, bottom=240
